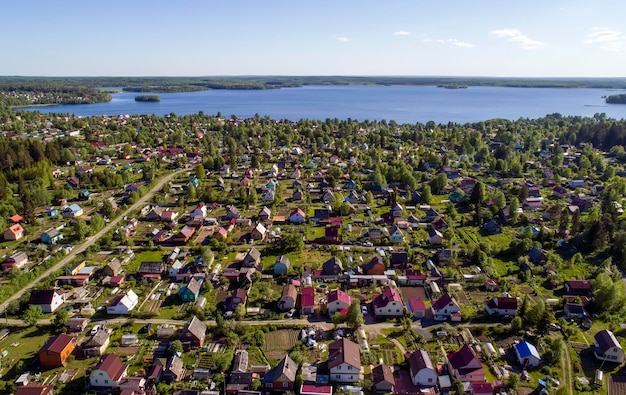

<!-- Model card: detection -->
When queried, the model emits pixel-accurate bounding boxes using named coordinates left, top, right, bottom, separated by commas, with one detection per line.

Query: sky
left=2, top=0, right=626, bottom=77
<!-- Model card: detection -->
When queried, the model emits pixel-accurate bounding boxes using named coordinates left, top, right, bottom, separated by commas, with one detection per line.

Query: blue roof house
left=514, top=341, right=541, bottom=368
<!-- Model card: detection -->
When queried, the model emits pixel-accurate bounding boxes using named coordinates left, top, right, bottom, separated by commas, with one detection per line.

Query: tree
left=332, top=312, right=345, bottom=327
left=22, top=305, right=43, bottom=326
left=73, top=218, right=89, bottom=241
left=90, top=213, right=105, bottom=233
left=509, top=197, right=519, bottom=223
left=429, top=173, right=447, bottom=195
left=510, top=316, right=522, bottom=331
left=53, top=309, right=69, bottom=328
left=346, top=301, right=364, bottom=330
left=170, top=340, right=183, bottom=354
left=421, top=185, right=432, bottom=204
left=470, top=181, right=486, bottom=206
left=196, top=164, right=205, bottom=180
left=493, top=190, right=506, bottom=211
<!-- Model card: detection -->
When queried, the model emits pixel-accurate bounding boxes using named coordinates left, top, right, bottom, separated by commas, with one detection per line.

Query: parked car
left=286, top=308, right=296, bottom=318
left=361, top=306, right=368, bottom=315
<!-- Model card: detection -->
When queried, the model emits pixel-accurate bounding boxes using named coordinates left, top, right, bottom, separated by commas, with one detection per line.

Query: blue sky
left=2, top=0, right=625, bottom=77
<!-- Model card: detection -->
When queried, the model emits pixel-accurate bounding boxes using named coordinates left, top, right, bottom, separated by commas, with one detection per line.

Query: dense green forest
left=134, top=95, right=160, bottom=102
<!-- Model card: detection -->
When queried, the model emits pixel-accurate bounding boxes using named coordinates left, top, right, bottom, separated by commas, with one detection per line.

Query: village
left=0, top=111, right=624, bottom=395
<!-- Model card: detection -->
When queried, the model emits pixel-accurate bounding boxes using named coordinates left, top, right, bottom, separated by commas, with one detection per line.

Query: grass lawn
left=0, top=325, right=56, bottom=380
left=126, top=249, right=166, bottom=272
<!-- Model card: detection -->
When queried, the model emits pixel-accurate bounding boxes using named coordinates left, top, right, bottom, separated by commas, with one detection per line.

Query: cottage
left=485, top=297, right=518, bottom=317
left=107, top=290, right=139, bottom=315
left=83, top=328, right=111, bottom=357
left=514, top=341, right=541, bottom=368
left=390, top=251, right=409, bottom=269
left=593, top=330, right=625, bottom=363
left=242, top=247, right=261, bottom=268
left=90, top=354, right=128, bottom=389
left=481, top=219, right=502, bottom=235
left=406, top=298, right=427, bottom=319
left=564, top=303, right=589, bottom=321
left=62, top=204, right=83, bottom=219
left=373, top=287, right=404, bottom=318
left=431, top=293, right=461, bottom=321
left=179, top=316, right=206, bottom=350
left=250, top=222, right=267, bottom=240
left=178, top=277, right=202, bottom=302
left=38, top=334, right=76, bottom=368
left=263, top=355, right=298, bottom=391
left=301, top=287, right=315, bottom=316
left=274, top=255, right=290, bottom=276
left=289, top=208, right=306, bottom=224
left=66, top=317, right=89, bottom=332
left=427, top=227, right=444, bottom=245
left=407, top=350, right=437, bottom=387
left=15, top=385, right=54, bottom=395
left=447, top=345, right=486, bottom=382
left=162, top=355, right=185, bottom=383
left=564, top=280, right=592, bottom=297
left=103, top=259, right=122, bottom=277
left=138, top=261, right=166, bottom=279
left=4, top=223, right=24, bottom=241
left=29, top=290, right=64, bottom=313
left=321, top=256, right=343, bottom=276
left=327, top=289, right=351, bottom=315
left=389, top=225, right=405, bottom=243
left=328, top=338, right=361, bottom=383
left=279, top=284, right=298, bottom=311
left=2, top=251, right=29, bottom=271
left=225, top=288, right=248, bottom=312
left=372, top=364, right=395, bottom=393
left=363, top=256, right=386, bottom=275
left=173, top=225, right=196, bottom=244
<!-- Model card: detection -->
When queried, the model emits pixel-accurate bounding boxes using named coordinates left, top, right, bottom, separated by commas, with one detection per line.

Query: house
left=242, top=247, right=261, bottom=268
left=481, top=219, right=502, bottom=235
left=62, top=204, right=83, bottom=218
left=292, top=189, right=304, bottom=201
left=427, top=227, right=444, bottom=245
left=485, top=279, right=499, bottom=292
left=4, top=223, right=24, bottom=241
left=138, top=261, right=166, bottom=279
left=83, top=328, right=111, bottom=357
left=258, top=206, right=272, bottom=222
left=390, top=251, right=409, bottom=269
left=301, top=287, right=315, bottom=315
left=103, top=259, right=122, bottom=277
left=322, top=256, right=343, bottom=276
left=327, top=289, right=351, bottom=315
left=324, top=226, right=341, bottom=243
left=178, top=278, right=202, bottom=302
left=225, top=205, right=241, bottom=220
left=389, top=225, right=405, bottom=243
left=162, top=355, right=185, bottom=382
left=2, top=251, right=29, bottom=271
left=250, top=222, right=267, bottom=240
left=564, top=303, right=589, bottom=321
left=289, top=208, right=306, bottom=224
left=564, top=280, right=592, bottom=297
left=321, top=189, right=335, bottom=203
left=225, top=288, right=248, bottom=312
left=262, top=189, right=276, bottom=202
left=485, top=297, right=518, bottom=317
left=29, top=290, right=64, bottom=313
left=38, top=334, right=76, bottom=368
left=46, top=207, right=59, bottom=217
left=363, top=256, right=386, bottom=275
left=372, top=364, right=395, bottom=393
left=274, top=255, right=290, bottom=276
left=173, top=225, right=196, bottom=244
left=407, top=350, right=437, bottom=387
left=472, top=382, right=494, bottom=395
left=373, top=287, right=404, bottom=318
left=431, top=293, right=461, bottom=321
left=40, top=228, right=63, bottom=244
left=406, top=298, right=427, bottom=319
left=66, top=317, right=89, bottom=332
left=424, top=208, right=440, bottom=222
left=447, top=345, right=486, bottom=382
left=90, top=354, right=128, bottom=389
left=179, top=316, right=207, bottom=350
left=514, top=341, right=541, bottom=368
left=14, top=385, right=54, bottom=395
left=527, top=247, right=548, bottom=265
left=263, top=355, right=298, bottom=391
left=279, top=284, right=298, bottom=311
left=593, top=330, right=625, bottom=363
left=232, top=349, right=249, bottom=373
left=107, top=290, right=139, bottom=315
left=391, top=203, right=403, bottom=217
left=328, top=338, right=361, bottom=383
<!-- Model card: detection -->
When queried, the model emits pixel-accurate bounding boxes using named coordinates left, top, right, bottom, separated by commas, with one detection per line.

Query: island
left=606, top=94, right=626, bottom=104
left=134, top=95, right=160, bottom=102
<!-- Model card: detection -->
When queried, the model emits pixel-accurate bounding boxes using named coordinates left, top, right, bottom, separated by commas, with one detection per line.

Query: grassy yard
left=0, top=325, right=60, bottom=380
left=126, top=249, right=166, bottom=272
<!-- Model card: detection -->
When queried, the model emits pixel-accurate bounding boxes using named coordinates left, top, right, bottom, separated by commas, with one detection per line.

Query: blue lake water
left=20, top=85, right=626, bottom=124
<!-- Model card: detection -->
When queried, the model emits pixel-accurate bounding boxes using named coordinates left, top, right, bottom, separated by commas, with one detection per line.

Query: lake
left=20, top=85, right=626, bottom=124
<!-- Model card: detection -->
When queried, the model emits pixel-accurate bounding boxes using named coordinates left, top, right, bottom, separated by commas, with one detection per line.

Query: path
left=0, top=168, right=189, bottom=314
left=562, top=342, right=574, bottom=395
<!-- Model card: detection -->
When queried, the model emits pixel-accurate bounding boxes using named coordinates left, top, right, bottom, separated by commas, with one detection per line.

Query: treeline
left=606, top=94, right=626, bottom=104
left=135, top=95, right=160, bottom=102
left=0, top=79, right=112, bottom=106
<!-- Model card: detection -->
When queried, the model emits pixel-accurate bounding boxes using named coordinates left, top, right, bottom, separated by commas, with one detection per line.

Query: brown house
left=38, top=334, right=76, bottom=368
left=103, top=259, right=122, bottom=277
left=263, top=355, right=298, bottom=391
left=363, top=256, right=386, bottom=275
left=179, top=316, right=206, bottom=350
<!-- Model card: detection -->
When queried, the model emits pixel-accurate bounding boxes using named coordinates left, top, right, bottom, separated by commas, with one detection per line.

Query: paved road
left=0, top=168, right=188, bottom=314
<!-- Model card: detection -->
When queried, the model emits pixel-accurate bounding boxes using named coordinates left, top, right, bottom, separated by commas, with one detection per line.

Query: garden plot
left=262, top=329, right=299, bottom=360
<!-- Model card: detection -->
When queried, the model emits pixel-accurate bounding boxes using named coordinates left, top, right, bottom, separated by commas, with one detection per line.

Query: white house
left=328, top=338, right=361, bottom=383
left=594, top=330, right=625, bottom=363
left=514, top=341, right=541, bottom=368
left=373, top=287, right=404, bottom=318
left=106, top=290, right=138, bottom=315
left=431, top=293, right=461, bottom=321
left=408, top=350, right=437, bottom=387
left=484, top=296, right=518, bottom=317
left=327, top=289, right=351, bottom=315
left=29, top=290, right=64, bottom=313
left=90, top=354, right=128, bottom=389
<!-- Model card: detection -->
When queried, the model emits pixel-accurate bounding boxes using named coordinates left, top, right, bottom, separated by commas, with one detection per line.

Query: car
left=223, top=311, right=233, bottom=318
left=549, top=323, right=562, bottom=331
left=361, top=306, right=368, bottom=315
left=363, top=242, right=373, bottom=247
left=286, top=308, right=296, bottom=318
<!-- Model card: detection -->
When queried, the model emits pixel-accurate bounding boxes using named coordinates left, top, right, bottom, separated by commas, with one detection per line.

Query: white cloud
left=490, top=28, right=545, bottom=49
left=336, top=37, right=350, bottom=42
left=393, top=31, right=411, bottom=36
left=584, top=27, right=624, bottom=52
left=423, top=38, right=475, bottom=48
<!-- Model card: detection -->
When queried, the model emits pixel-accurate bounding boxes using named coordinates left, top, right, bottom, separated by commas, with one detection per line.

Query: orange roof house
left=4, top=223, right=24, bottom=241
left=38, top=334, right=76, bottom=368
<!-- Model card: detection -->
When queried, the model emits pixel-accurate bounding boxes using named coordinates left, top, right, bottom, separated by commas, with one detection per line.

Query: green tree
left=22, top=305, right=43, bottom=326
left=346, top=301, right=364, bottom=330
left=429, top=173, right=448, bottom=195
left=73, top=218, right=89, bottom=241
left=170, top=340, right=183, bottom=354
left=90, top=213, right=105, bottom=233
left=53, top=309, right=69, bottom=328
left=509, top=197, right=519, bottom=223
left=421, top=185, right=432, bottom=205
